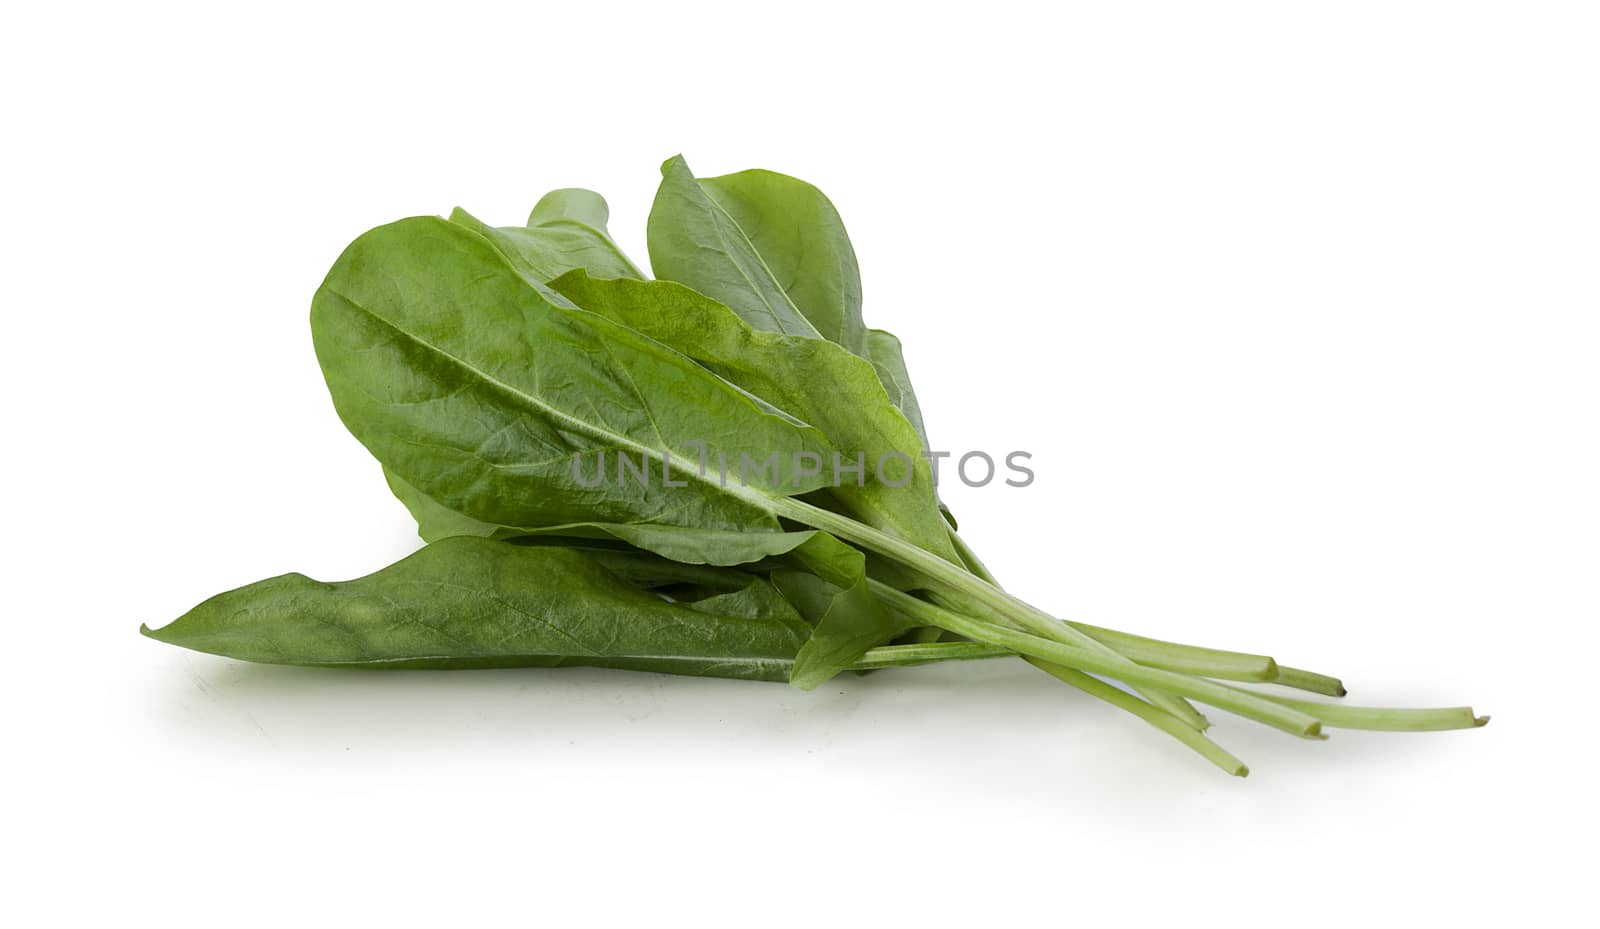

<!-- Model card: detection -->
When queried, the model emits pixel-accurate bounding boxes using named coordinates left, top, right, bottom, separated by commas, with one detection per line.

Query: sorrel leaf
left=387, top=463, right=900, bottom=686
left=311, top=215, right=834, bottom=533
left=647, top=155, right=822, bottom=339
left=692, top=166, right=868, bottom=355
left=450, top=188, right=644, bottom=285
left=863, top=328, right=934, bottom=457
left=386, top=469, right=504, bottom=541
left=142, top=537, right=812, bottom=680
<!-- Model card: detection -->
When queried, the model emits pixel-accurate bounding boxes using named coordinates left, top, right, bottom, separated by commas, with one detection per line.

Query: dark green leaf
left=385, top=468, right=504, bottom=541
left=142, top=537, right=813, bottom=681
left=311, top=216, right=835, bottom=534
left=382, top=468, right=904, bottom=688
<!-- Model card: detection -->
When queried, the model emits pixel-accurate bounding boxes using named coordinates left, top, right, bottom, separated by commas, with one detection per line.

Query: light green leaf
left=647, top=155, right=822, bottom=339
left=695, top=167, right=867, bottom=355
left=449, top=189, right=644, bottom=286
left=863, top=328, right=933, bottom=456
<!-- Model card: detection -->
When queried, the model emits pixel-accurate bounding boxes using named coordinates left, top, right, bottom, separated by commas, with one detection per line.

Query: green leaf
left=385, top=469, right=848, bottom=570
left=774, top=565, right=909, bottom=690
left=388, top=463, right=826, bottom=572
left=141, top=537, right=813, bottom=681
left=527, top=187, right=615, bottom=229
left=379, top=468, right=902, bottom=688
left=863, top=327, right=963, bottom=532
left=311, top=215, right=836, bottom=534
left=647, top=155, right=823, bottom=339
left=862, top=328, right=933, bottom=456
left=384, top=192, right=644, bottom=534
left=694, top=167, right=868, bottom=355
left=527, top=523, right=903, bottom=690
left=449, top=189, right=644, bottom=285
left=519, top=522, right=823, bottom=566
left=545, top=544, right=758, bottom=591
left=385, top=468, right=504, bottom=541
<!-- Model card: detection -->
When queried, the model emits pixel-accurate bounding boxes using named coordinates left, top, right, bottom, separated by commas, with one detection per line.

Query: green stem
left=774, top=496, right=1208, bottom=728
left=1271, top=666, right=1348, bottom=697
left=849, top=641, right=1012, bottom=669
left=910, top=535, right=1249, bottom=769
left=868, top=581, right=1324, bottom=739
left=944, top=527, right=1213, bottom=728
left=1030, top=660, right=1249, bottom=776
left=956, top=532, right=1235, bottom=762
left=1066, top=624, right=1275, bottom=681
left=1237, top=689, right=1488, bottom=732
left=873, top=621, right=1353, bottom=702
left=947, top=526, right=1001, bottom=585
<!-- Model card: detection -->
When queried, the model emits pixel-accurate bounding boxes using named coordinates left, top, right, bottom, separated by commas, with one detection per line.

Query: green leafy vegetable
left=143, top=155, right=1488, bottom=777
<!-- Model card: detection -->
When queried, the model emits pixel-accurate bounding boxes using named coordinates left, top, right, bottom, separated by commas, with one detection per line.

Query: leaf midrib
left=699, top=184, right=821, bottom=340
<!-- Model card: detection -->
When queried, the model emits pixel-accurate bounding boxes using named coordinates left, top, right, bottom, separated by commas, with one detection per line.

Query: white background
left=4, top=2, right=1595, bottom=925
